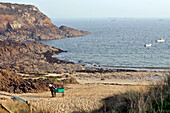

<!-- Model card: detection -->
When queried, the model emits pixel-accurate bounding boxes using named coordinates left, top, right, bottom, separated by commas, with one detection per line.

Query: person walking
left=49, top=84, right=56, bottom=97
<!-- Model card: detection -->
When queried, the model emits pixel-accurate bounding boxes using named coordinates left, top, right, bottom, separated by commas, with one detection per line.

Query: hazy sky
left=1, top=0, right=170, bottom=18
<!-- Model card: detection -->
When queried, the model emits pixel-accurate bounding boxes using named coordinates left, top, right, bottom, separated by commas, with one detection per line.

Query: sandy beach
left=0, top=71, right=168, bottom=113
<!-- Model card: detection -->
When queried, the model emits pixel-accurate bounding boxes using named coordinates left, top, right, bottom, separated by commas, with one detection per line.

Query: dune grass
left=93, top=74, right=170, bottom=113
left=76, top=74, right=170, bottom=113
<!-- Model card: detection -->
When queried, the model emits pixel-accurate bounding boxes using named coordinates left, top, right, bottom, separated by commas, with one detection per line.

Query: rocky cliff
left=0, top=40, right=91, bottom=74
left=0, top=3, right=90, bottom=42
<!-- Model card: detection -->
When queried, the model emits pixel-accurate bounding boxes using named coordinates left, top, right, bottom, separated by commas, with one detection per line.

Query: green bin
left=54, top=88, right=65, bottom=93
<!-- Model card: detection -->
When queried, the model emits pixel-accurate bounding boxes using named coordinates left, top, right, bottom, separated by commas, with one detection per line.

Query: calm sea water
left=39, top=18, right=170, bottom=71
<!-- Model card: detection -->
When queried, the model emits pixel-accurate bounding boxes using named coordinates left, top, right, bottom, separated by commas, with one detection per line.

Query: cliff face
left=0, top=3, right=90, bottom=42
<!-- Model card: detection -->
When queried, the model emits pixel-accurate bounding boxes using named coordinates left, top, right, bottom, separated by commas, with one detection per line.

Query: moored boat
left=156, top=38, right=165, bottom=43
left=145, top=44, right=152, bottom=47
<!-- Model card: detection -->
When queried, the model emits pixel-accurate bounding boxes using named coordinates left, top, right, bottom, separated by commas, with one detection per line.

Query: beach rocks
left=70, top=77, right=78, bottom=84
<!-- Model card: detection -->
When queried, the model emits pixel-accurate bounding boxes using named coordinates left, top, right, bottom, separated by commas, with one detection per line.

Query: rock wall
left=0, top=3, right=90, bottom=42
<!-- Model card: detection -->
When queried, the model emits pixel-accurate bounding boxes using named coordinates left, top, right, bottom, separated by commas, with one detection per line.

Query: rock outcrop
left=0, top=40, right=89, bottom=74
left=0, top=69, right=79, bottom=93
left=0, top=69, right=50, bottom=93
left=0, top=3, right=90, bottom=42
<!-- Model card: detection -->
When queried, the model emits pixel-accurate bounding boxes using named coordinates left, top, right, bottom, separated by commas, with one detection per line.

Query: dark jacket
left=49, top=86, right=55, bottom=91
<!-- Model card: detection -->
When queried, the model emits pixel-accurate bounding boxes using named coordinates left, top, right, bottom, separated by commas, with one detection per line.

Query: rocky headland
left=0, top=40, right=97, bottom=74
left=0, top=3, right=90, bottom=42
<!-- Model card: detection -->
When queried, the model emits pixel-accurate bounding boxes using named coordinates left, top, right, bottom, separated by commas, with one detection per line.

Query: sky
left=1, top=0, right=170, bottom=19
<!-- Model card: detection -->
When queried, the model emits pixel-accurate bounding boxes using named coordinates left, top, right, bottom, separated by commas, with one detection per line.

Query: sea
left=38, top=18, right=170, bottom=71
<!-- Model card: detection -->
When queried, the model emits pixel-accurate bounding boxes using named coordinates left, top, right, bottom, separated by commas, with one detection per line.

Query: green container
left=54, top=88, right=65, bottom=93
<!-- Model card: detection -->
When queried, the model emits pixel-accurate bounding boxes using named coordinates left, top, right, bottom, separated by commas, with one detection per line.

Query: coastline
left=56, top=57, right=170, bottom=72
left=100, top=65, right=170, bottom=72
left=0, top=41, right=169, bottom=113
left=53, top=48, right=170, bottom=72
left=25, top=40, right=170, bottom=73
left=0, top=2, right=169, bottom=113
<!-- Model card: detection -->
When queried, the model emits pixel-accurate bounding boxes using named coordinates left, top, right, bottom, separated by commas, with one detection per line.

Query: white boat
left=156, top=38, right=165, bottom=43
left=145, top=44, right=152, bottom=47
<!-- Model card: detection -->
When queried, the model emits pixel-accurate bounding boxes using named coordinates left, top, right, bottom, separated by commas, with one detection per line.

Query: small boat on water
left=156, top=38, right=165, bottom=43
left=145, top=44, right=152, bottom=47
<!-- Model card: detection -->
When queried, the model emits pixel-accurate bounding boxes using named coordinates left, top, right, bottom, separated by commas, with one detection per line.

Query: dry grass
left=87, top=74, right=170, bottom=113
left=0, top=101, right=51, bottom=113
left=0, top=108, right=8, bottom=113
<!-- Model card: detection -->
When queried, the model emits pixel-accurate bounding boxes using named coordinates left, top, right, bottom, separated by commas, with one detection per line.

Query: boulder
left=70, top=77, right=79, bottom=84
